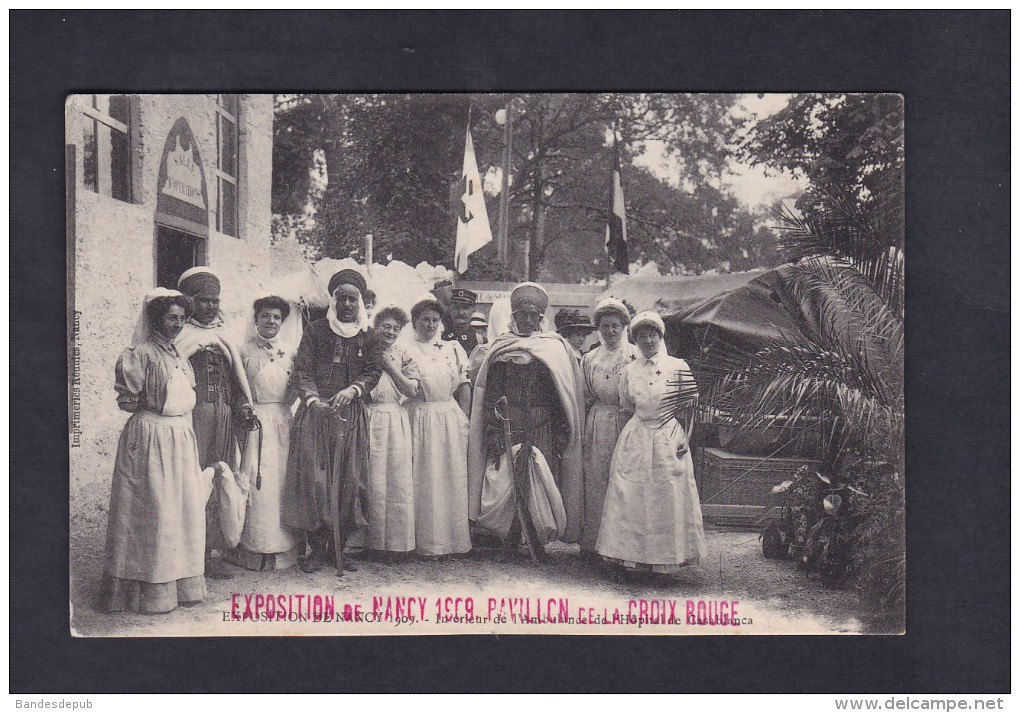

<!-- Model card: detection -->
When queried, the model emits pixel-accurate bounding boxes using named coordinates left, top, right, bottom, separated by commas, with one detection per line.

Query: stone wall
left=67, top=94, right=309, bottom=518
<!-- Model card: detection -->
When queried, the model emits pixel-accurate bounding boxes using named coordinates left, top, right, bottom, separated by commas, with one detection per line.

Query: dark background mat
left=11, top=10, right=1009, bottom=693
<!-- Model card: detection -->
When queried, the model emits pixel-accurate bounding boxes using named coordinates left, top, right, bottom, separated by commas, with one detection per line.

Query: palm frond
left=697, top=339, right=901, bottom=458
left=773, top=193, right=904, bottom=318
left=657, top=367, right=700, bottom=428
left=790, top=258, right=904, bottom=405
left=692, top=254, right=905, bottom=458
left=653, top=190, right=906, bottom=469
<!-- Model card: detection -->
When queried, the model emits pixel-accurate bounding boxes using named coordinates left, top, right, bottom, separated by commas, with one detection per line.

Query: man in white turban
left=467, top=282, right=585, bottom=559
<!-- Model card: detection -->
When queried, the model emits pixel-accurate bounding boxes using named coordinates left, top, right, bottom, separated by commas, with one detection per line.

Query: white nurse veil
left=130, top=287, right=187, bottom=346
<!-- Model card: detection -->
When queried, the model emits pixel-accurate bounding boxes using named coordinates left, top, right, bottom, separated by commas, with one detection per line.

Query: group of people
left=102, top=266, right=707, bottom=614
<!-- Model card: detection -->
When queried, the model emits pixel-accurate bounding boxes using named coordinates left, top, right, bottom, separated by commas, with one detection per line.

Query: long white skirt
left=581, top=400, right=631, bottom=553
left=406, top=399, right=471, bottom=556
left=104, top=411, right=209, bottom=612
left=366, top=402, right=415, bottom=552
left=596, top=417, right=707, bottom=571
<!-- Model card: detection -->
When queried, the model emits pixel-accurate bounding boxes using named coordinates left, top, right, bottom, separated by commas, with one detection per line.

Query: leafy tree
left=273, top=93, right=781, bottom=281
left=274, top=94, right=493, bottom=266
left=737, top=93, right=904, bottom=255
left=495, top=93, right=752, bottom=280
left=613, top=164, right=783, bottom=277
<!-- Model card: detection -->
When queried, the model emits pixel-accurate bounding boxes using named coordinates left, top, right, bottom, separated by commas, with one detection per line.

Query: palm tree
left=682, top=190, right=903, bottom=472
left=664, top=187, right=905, bottom=619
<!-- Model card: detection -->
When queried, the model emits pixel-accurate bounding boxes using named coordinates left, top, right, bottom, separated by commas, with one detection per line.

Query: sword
left=494, top=396, right=538, bottom=564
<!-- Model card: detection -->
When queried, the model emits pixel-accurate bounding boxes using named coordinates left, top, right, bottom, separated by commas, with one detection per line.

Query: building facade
left=66, top=94, right=306, bottom=511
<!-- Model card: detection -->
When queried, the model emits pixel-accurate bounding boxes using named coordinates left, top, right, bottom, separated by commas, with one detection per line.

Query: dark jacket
left=289, top=319, right=383, bottom=402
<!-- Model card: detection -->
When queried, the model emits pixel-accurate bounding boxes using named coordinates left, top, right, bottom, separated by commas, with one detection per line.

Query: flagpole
left=497, top=99, right=513, bottom=265
left=606, top=118, right=629, bottom=285
left=457, top=105, right=471, bottom=274
left=365, top=233, right=373, bottom=277
left=606, top=121, right=617, bottom=287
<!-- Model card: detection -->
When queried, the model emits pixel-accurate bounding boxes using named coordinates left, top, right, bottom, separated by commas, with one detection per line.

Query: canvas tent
left=663, top=266, right=817, bottom=358
left=596, top=270, right=766, bottom=317
left=596, top=267, right=812, bottom=359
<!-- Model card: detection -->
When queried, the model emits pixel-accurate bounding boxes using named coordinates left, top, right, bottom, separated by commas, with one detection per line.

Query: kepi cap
left=450, top=288, right=478, bottom=305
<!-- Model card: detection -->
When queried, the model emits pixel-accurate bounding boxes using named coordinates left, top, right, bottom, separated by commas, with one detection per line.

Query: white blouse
left=239, top=336, right=296, bottom=404
left=402, top=338, right=469, bottom=403
left=618, top=350, right=694, bottom=422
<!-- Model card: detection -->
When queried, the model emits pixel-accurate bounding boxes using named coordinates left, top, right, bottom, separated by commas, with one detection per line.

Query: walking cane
left=494, top=396, right=538, bottom=564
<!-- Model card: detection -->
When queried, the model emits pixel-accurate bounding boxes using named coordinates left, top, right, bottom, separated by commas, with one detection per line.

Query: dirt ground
left=71, top=508, right=870, bottom=637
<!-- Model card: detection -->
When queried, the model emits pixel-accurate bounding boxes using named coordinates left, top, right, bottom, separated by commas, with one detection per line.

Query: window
left=215, top=94, right=239, bottom=236
left=82, top=95, right=132, bottom=202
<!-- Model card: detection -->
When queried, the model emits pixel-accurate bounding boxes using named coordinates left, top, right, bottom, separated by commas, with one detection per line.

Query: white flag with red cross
left=454, top=125, right=493, bottom=274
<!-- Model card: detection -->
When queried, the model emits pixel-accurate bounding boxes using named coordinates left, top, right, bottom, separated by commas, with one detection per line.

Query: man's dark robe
left=282, top=319, right=381, bottom=565
left=482, top=360, right=568, bottom=485
left=189, top=347, right=242, bottom=467
left=176, top=321, right=253, bottom=552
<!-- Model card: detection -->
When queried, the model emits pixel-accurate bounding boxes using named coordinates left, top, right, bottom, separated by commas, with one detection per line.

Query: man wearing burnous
left=175, top=267, right=256, bottom=580
left=282, top=269, right=382, bottom=576
left=467, top=282, right=585, bottom=559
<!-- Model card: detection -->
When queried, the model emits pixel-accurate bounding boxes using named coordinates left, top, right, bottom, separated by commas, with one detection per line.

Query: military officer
left=442, top=288, right=481, bottom=354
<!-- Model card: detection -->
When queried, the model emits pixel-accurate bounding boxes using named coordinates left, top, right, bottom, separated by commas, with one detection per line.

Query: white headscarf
left=131, top=288, right=187, bottom=346
left=326, top=286, right=370, bottom=338
left=408, top=294, right=445, bottom=345
left=486, top=297, right=513, bottom=343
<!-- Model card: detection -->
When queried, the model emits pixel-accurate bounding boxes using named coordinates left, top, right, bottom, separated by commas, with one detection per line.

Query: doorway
left=155, top=224, right=206, bottom=289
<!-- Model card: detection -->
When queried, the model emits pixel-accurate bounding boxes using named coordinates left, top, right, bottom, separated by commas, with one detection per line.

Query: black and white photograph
left=67, top=90, right=906, bottom=637
left=12, top=9, right=1009, bottom=696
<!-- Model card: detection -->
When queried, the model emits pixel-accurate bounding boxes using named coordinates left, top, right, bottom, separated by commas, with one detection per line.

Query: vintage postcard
left=68, top=92, right=904, bottom=637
